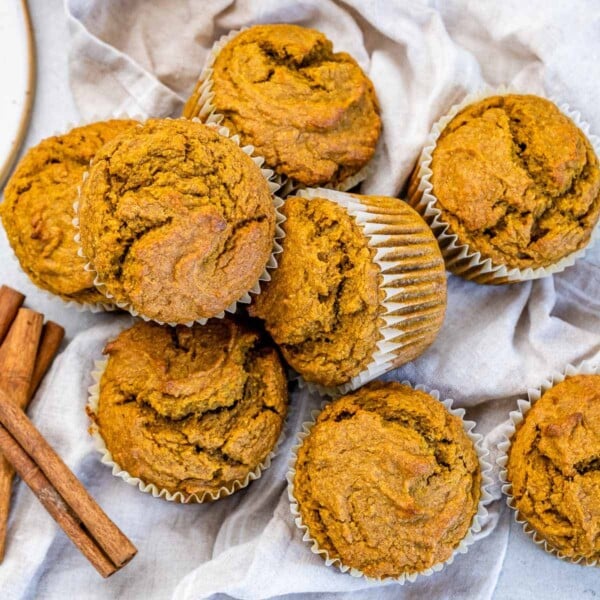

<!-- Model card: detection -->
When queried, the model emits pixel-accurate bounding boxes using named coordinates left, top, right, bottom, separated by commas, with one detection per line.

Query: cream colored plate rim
left=0, top=0, right=36, bottom=189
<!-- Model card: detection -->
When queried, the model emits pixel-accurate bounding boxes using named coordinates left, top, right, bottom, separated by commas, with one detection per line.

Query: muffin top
left=249, top=195, right=382, bottom=388
left=250, top=193, right=447, bottom=388
left=431, top=94, right=600, bottom=269
left=507, top=374, right=600, bottom=561
left=187, top=24, right=381, bottom=187
left=293, top=382, right=481, bottom=578
left=78, top=118, right=275, bottom=324
left=1, top=120, right=137, bottom=303
left=93, top=317, right=287, bottom=498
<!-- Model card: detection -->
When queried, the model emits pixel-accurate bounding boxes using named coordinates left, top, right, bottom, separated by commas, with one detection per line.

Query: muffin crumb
left=293, top=382, right=481, bottom=578
left=507, top=373, right=600, bottom=561
left=185, top=24, right=381, bottom=187
left=94, top=318, right=287, bottom=499
left=431, top=94, right=600, bottom=269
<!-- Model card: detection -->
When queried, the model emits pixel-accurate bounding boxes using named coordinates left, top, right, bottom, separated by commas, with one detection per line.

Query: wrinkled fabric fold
left=2, top=0, right=600, bottom=598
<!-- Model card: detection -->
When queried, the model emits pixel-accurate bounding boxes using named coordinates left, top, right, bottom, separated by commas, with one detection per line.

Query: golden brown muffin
left=78, top=118, right=275, bottom=324
left=92, top=317, right=288, bottom=500
left=1, top=120, right=137, bottom=303
left=184, top=24, right=381, bottom=188
left=249, top=193, right=446, bottom=389
left=423, top=94, right=600, bottom=271
left=507, top=374, right=600, bottom=562
left=250, top=195, right=381, bottom=387
left=292, top=382, right=481, bottom=578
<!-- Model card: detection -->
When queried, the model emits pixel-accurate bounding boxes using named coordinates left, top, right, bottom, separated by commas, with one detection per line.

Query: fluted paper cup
left=407, top=85, right=600, bottom=284
left=497, top=359, right=600, bottom=566
left=292, top=188, right=446, bottom=397
left=287, top=382, right=494, bottom=582
left=87, top=355, right=286, bottom=503
left=183, top=27, right=380, bottom=195
left=74, top=118, right=285, bottom=327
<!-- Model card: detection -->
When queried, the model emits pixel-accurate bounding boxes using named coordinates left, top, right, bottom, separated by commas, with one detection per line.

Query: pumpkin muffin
left=77, top=118, right=276, bottom=324
left=291, top=382, right=482, bottom=578
left=90, top=317, right=288, bottom=500
left=411, top=94, right=600, bottom=273
left=249, top=192, right=446, bottom=390
left=506, top=374, right=600, bottom=562
left=184, top=24, right=381, bottom=188
left=1, top=120, right=137, bottom=303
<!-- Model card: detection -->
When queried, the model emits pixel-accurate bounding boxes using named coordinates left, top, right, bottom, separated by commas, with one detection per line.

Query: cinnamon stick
left=0, top=288, right=135, bottom=575
left=0, top=317, right=64, bottom=561
left=0, top=308, right=43, bottom=561
left=0, top=286, right=25, bottom=344
left=0, top=389, right=137, bottom=569
left=0, top=308, right=43, bottom=407
left=29, top=321, right=65, bottom=399
left=0, top=425, right=117, bottom=577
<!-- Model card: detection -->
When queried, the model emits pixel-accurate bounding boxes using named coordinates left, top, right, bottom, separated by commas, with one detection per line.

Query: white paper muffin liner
left=408, top=85, right=600, bottom=284
left=73, top=117, right=285, bottom=327
left=496, top=359, right=600, bottom=566
left=87, top=355, right=286, bottom=503
left=291, top=188, right=446, bottom=397
left=184, top=27, right=381, bottom=195
left=287, top=381, right=494, bottom=582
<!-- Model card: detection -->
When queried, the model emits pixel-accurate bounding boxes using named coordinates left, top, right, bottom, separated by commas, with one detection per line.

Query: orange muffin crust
left=185, top=24, right=381, bottom=187
left=1, top=120, right=137, bottom=302
left=430, top=94, right=600, bottom=269
left=249, top=195, right=382, bottom=387
left=78, top=119, right=275, bottom=323
left=293, top=382, right=481, bottom=578
left=93, top=318, right=288, bottom=498
left=507, top=374, right=600, bottom=562
left=250, top=194, right=447, bottom=389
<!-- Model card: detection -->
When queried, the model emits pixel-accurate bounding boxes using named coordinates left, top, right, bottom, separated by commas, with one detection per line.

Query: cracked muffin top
left=430, top=94, right=600, bottom=270
left=184, top=24, right=381, bottom=188
left=1, top=120, right=137, bottom=303
left=249, top=193, right=447, bottom=389
left=78, top=118, right=275, bottom=324
left=292, top=382, right=481, bottom=578
left=249, top=195, right=383, bottom=388
left=507, top=374, right=600, bottom=562
left=92, top=317, right=288, bottom=499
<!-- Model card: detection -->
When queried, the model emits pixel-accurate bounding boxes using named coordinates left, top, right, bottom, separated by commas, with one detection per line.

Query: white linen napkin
left=2, top=0, right=600, bottom=598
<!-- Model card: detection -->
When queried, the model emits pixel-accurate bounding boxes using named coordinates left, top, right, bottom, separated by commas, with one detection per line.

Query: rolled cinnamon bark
left=0, top=308, right=42, bottom=561
left=0, top=390, right=137, bottom=569
left=0, top=424, right=117, bottom=577
left=0, top=287, right=25, bottom=344
left=0, top=286, right=135, bottom=575
left=29, top=321, right=65, bottom=399
left=0, top=308, right=43, bottom=406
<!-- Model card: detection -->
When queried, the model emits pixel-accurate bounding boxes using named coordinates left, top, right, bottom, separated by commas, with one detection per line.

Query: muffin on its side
left=249, top=191, right=446, bottom=390
left=291, top=382, right=482, bottom=578
left=89, top=317, right=288, bottom=501
left=506, top=374, right=600, bottom=563
left=1, top=120, right=137, bottom=303
left=77, top=118, right=276, bottom=324
left=409, top=94, right=600, bottom=280
left=184, top=24, right=381, bottom=188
